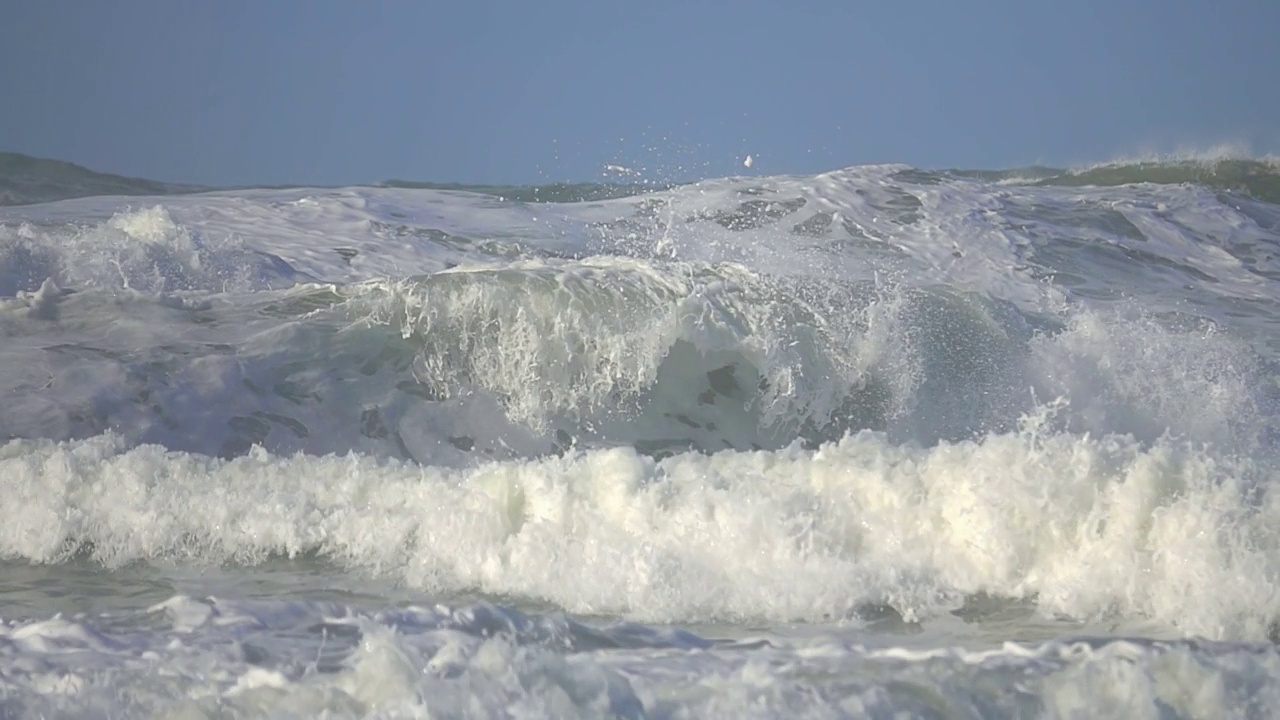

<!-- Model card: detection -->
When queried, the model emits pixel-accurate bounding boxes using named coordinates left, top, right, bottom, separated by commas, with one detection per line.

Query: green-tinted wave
left=957, top=159, right=1280, bottom=203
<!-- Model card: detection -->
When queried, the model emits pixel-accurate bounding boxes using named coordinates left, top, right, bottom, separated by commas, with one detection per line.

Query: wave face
left=952, top=156, right=1280, bottom=204
left=3, top=157, right=1280, bottom=717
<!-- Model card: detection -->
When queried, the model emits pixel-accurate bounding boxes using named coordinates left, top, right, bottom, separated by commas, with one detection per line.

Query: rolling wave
left=4, top=154, right=1280, bottom=715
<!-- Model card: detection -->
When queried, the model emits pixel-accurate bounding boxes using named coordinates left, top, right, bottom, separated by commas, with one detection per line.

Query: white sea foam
left=0, top=205, right=305, bottom=296
left=1, top=164, right=1275, bottom=350
left=2, top=415, right=1277, bottom=640
left=2, top=596, right=1279, bottom=718
left=1, top=246, right=1269, bottom=470
left=3, top=162, right=1280, bottom=717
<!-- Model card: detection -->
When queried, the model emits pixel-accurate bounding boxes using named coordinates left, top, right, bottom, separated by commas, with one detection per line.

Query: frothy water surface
left=3, top=158, right=1280, bottom=717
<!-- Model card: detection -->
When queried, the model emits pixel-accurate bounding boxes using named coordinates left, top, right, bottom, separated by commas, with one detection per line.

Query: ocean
left=2, top=153, right=1280, bottom=717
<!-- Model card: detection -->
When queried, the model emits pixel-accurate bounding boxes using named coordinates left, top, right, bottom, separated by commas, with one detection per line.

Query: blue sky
left=2, top=1, right=1276, bottom=186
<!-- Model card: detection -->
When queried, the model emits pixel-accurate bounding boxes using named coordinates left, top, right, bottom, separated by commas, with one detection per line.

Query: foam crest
left=1029, top=309, right=1276, bottom=448
left=1067, top=144, right=1278, bottom=172
left=0, top=205, right=301, bottom=296
left=354, top=264, right=1273, bottom=452
left=352, top=259, right=880, bottom=440
left=2, top=420, right=1277, bottom=640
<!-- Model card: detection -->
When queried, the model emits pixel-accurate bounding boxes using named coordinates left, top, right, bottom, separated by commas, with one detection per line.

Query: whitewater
left=2, top=155, right=1280, bottom=717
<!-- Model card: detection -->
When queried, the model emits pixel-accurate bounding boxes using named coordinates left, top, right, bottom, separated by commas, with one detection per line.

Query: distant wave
left=8, top=150, right=1280, bottom=207
left=377, top=179, right=676, bottom=203
left=971, top=159, right=1280, bottom=204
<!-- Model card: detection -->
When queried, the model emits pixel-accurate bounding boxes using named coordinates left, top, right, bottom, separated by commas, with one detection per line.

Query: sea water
left=2, top=156, right=1280, bottom=717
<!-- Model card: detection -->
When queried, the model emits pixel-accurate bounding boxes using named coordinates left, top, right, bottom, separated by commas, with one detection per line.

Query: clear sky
left=2, top=0, right=1276, bottom=186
